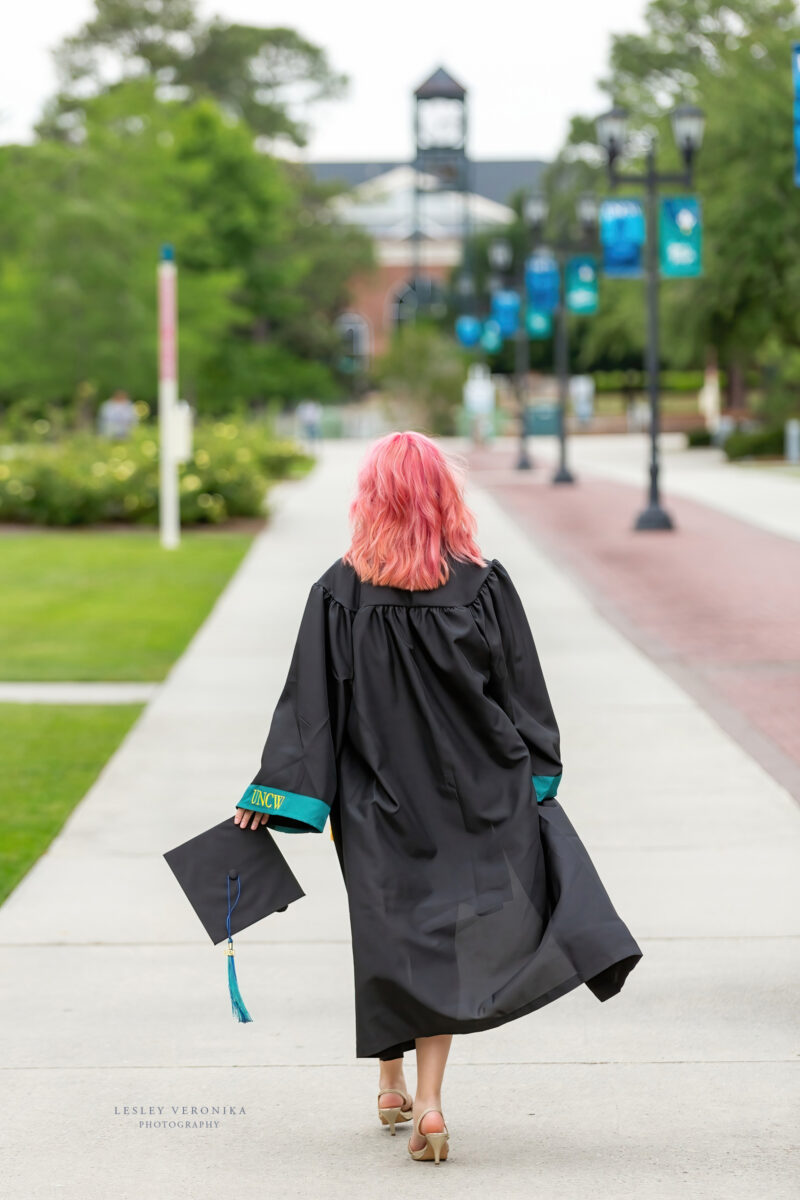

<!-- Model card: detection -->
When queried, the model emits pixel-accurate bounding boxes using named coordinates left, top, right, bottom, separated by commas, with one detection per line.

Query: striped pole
left=158, top=244, right=180, bottom=549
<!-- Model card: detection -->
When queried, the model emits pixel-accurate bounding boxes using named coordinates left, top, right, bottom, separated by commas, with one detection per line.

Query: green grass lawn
left=0, top=530, right=253, bottom=680
left=732, top=461, right=800, bottom=477
left=593, top=390, right=700, bottom=415
left=0, top=703, right=143, bottom=904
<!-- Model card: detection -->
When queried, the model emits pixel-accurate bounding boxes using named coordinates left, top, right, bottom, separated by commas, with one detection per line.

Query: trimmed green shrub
left=593, top=369, right=709, bottom=394
left=0, top=422, right=313, bottom=526
left=723, top=426, right=785, bottom=461
left=686, top=428, right=713, bottom=447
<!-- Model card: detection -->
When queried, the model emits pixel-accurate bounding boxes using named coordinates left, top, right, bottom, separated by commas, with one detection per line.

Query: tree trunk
left=725, top=358, right=748, bottom=414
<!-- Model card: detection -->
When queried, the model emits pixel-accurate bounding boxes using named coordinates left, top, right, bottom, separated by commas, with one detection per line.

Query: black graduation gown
left=235, top=555, right=643, bottom=1058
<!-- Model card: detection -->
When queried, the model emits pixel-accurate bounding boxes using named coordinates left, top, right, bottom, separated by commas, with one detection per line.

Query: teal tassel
left=225, top=872, right=253, bottom=1022
left=226, top=939, right=253, bottom=1023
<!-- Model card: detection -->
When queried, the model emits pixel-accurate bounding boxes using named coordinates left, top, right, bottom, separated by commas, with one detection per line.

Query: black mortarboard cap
left=164, top=817, right=305, bottom=1022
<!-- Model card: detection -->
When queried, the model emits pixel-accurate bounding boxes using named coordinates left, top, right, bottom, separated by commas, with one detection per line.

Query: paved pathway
left=468, top=440, right=800, bottom=802
left=515, top=432, right=800, bottom=542
left=0, top=682, right=159, bottom=704
left=1, top=440, right=797, bottom=1199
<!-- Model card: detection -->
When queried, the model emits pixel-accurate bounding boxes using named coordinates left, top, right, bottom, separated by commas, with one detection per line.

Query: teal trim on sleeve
left=236, top=784, right=329, bottom=832
left=532, top=773, right=561, bottom=803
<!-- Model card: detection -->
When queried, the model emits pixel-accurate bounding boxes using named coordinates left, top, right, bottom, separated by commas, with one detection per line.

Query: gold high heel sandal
left=377, top=1088, right=413, bottom=1135
left=407, top=1108, right=449, bottom=1164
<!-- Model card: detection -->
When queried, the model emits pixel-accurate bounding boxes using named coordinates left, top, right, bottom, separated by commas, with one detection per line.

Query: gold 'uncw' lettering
left=250, top=789, right=285, bottom=809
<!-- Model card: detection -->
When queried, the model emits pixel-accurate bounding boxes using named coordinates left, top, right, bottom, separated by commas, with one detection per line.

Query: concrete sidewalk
left=0, top=682, right=159, bottom=704
left=467, top=440, right=800, bottom=804
left=1, top=441, right=797, bottom=1200
left=513, top=432, right=800, bottom=542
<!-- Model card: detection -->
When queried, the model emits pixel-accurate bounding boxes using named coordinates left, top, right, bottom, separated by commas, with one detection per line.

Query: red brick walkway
left=470, top=447, right=800, bottom=801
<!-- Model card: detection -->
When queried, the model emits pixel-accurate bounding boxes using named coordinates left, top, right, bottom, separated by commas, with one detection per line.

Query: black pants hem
left=377, top=1037, right=416, bottom=1060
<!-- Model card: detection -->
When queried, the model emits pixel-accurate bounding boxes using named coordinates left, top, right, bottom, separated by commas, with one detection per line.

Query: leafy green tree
left=690, top=19, right=800, bottom=410
left=555, top=0, right=800, bottom=412
left=375, top=325, right=467, bottom=435
left=181, top=21, right=347, bottom=145
left=39, top=0, right=346, bottom=146
left=0, top=85, right=241, bottom=408
left=0, top=79, right=373, bottom=414
left=602, top=0, right=797, bottom=115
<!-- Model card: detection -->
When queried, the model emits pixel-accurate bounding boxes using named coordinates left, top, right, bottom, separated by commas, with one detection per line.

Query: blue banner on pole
left=793, top=43, right=800, bottom=185
left=455, top=314, right=481, bottom=347
left=599, top=198, right=645, bottom=278
left=524, top=253, right=560, bottom=313
left=490, top=289, right=521, bottom=336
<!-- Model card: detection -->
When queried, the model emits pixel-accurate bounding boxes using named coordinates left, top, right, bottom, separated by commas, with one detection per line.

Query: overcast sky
left=3, top=1, right=649, bottom=160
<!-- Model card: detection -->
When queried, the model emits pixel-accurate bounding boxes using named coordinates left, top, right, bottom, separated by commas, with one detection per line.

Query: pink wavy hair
left=342, top=431, right=485, bottom=590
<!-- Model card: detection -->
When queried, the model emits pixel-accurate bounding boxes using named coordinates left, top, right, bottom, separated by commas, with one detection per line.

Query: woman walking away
left=234, top=431, right=642, bottom=1164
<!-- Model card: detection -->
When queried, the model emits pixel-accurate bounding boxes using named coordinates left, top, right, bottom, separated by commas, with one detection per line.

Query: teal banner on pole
left=480, top=318, right=503, bottom=353
left=525, top=308, right=552, bottom=339
left=565, top=255, right=599, bottom=314
left=659, top=196, right=702, bottom=277
left=793, top=43, right=800, bottom=185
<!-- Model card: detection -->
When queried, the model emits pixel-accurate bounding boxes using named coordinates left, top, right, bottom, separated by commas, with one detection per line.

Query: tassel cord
left=226, top=874, right=253, bottom=1023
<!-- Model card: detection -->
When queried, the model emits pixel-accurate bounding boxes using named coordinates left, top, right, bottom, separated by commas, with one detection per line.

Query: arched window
left=388, top=276, right=445, bottom=327
left=335, top=312, right=371, bottom=371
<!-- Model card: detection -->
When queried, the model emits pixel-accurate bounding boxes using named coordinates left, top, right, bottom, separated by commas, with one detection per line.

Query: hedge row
left=593, top=370, right=706, bottom=394
left=686, top=424, right=787, bottom=459
left=592, top=369, right=767, bottom=394
left=722, top=426, right=785, bottom=461
left=0, top=422, right=313, bottom=526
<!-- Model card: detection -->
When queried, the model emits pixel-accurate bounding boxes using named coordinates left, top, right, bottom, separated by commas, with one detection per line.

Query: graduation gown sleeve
left=478, top=559, right=563, bottom=803
left=235, top=582, right=352, bottom=833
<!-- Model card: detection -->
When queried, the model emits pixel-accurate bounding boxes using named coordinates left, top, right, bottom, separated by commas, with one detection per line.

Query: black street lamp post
left=512, top=195, right=548, bottom=470
left=552, top=271, right=573, bottom=484
left=526, top=193, right=599, bottom=485
left=596, top=104, right=705, bottom=530
left=488, top=235, right=533, bottom=468
left=512, top=258, right=533, bottom=470
left=553, top=194, right=599, bottom=485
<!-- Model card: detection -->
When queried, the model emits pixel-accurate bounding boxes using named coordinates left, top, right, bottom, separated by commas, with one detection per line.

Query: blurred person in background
left=98, top=389, right=138, bottom=440
left=296, top=398, right=323, bottom=447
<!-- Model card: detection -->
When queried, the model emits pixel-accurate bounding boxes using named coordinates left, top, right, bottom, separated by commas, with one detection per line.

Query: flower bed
left=0, top=422, right=313, bottom=526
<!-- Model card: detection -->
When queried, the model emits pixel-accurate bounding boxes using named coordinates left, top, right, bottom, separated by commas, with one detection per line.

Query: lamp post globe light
left=596, top=102, right=705, bottom=530
left=595, top=107, right=628, bottom=163
left=576, top=193, right=599, bottom=230
left=524, top=194, right=549, bottom=229
left=488, top=237, right=513, bottom=273
left=456, top=271, right=475, bottom=300
left=670, top=105, right=705, bottom=165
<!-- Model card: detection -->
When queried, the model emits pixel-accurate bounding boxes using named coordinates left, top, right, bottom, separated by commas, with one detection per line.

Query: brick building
left=308, top=159, right=547, bottom=363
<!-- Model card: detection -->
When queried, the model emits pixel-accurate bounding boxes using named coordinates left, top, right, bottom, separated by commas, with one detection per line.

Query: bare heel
left=377, top=1089, right=413, bottom=1134
left=408, top=1108, right=450, bottom=1163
